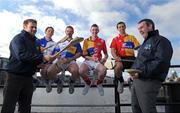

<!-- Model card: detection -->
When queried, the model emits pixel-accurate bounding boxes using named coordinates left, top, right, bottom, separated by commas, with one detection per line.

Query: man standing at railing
left=1, top=19, right=44, bottom=113
left=129, top=19, right=173, bottom=113
left=110, top=21, right=140, bottom=93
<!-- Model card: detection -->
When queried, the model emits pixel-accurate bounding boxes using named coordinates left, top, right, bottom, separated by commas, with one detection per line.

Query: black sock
left=117, top=77, right=124, bottom=83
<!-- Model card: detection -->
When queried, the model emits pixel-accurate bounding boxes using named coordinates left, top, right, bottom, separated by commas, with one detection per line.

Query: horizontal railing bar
left=170, top=65, right=180, bottom=68
left=118, top=102, right=180, bottom=106
left=1, top=102, right=179, bottom=107
left=0, top=82, right=180, bottom=88
left=0, top=65, right=179, bottom=72
left=0, top=84, right=115, bottom=88
left=0, top=104, right=116, bottom=107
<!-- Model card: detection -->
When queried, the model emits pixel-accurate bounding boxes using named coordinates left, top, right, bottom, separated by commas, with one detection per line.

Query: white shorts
left=83, top=60, right=100, bottom=70
left=59, top=60, right=76, bottom=71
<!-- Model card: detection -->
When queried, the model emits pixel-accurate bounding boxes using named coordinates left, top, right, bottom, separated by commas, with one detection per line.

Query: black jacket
left=7, top=30, right=43, bottom=77
left=131, top=30, right=173, bottom=82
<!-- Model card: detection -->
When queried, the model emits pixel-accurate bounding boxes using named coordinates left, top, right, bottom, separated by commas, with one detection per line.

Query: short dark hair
left=23, top=19, right=37, bottom=25
left=91, top=24, right=99, bottom=28
left=66, top=25, right=74, bottom=31
left=138, top=19, right=155, bottom=30
left=45, top=26, right=54, bottom=32
left=116, top=21, right=126, bottom=29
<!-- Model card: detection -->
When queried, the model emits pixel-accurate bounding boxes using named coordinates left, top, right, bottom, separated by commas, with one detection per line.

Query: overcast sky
left=0, top=0, right=180, bottom=68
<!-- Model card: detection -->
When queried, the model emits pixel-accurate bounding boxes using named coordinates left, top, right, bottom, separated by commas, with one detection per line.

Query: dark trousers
left=131, top=79, right=161, bottom=113
left=120, top=56, right=135, bottom=82
left=1, top=73, right=33, bottom=113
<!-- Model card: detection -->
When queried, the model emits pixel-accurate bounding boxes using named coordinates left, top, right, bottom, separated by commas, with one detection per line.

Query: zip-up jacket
left=131, top=30, right=173, bottom=82
left=7, top=30, right=43, bottom=77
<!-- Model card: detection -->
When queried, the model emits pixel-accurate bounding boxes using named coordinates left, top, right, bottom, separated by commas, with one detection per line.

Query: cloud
left=51, top=0, right=111, bottom=17
left=148, top=0, right=180, bottom=38
left=36, top=16, right=67, bottom=41
left=111, top=0, right=142, bottom=16
left=0, top=10, right=23, bottom=57
left=0, top=7, right=68, bottom=57
left=18, top=5, right=43, bottom=16
left=171, top=42, right=180, bottom=65
left=89, top=11, right=128, bottom=26
left=0, top=0, right=179, bottom=68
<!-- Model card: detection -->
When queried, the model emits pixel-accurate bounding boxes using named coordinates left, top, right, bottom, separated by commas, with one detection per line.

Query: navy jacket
left=7, top=30, right=43, bottom=77
left=131, top=30, right=173, bottom=82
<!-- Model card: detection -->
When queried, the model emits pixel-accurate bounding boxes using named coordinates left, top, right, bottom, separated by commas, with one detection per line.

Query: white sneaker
left=82, top=83, right=90, bottom=95
left=97, top=84, right=104, bottom=96
left=117, top=81, right=124, bottom=93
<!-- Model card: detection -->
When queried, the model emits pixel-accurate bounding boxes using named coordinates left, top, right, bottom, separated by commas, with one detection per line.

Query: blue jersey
left=36, top=37, right=60, bottom=56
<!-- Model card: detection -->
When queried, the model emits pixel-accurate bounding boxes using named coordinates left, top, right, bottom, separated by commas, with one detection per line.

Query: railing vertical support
left=114, top=77, right=121, bottom=113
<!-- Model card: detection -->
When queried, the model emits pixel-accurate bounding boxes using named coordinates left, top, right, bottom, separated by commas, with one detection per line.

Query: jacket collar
left=21, top=30, right=36, bottom=42
left=145, top=30, right=159, bottom=41
left=147, top=30, right=159, bottom=38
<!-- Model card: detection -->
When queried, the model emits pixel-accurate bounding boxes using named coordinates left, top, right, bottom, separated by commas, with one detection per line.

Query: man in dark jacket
left=129, top=19, right=173, bottom=113
left=1, top=19, right=44, bottom=113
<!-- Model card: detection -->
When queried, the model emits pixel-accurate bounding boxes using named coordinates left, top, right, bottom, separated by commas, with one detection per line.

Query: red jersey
left=110, top=34, right=140, bottom=57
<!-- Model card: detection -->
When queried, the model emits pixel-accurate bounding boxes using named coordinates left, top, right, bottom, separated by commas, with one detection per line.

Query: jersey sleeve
left=110, top=38, right=117, bottom=49
left=82, top=39, right=88, bottom=56
left=132, top=36, right=140, bottom=48
left=102, top=40, right=107, bottom=55
left=51, top=45, right=60, bottom=55
left=76, top=43, right=82, bottom=53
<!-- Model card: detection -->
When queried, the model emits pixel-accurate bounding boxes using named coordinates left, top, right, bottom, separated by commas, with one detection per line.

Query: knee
left=99, top=66, right=107, bottom=74
left=115, top=62, right=123, bottom=70
left=79, top=67, right=85, bottom=75
left=71, top=68, right=79, bottom=74
left=46, top=68, right=57, bottom=80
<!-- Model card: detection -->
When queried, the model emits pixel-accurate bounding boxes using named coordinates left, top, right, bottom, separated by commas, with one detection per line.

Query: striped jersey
left=58, top=40, right=82, bottom=59
left=110, top=34, right=140, bottom=57
left=83, top=36, right=107, bottom=60
left=36, top=37, right=60, bottom=56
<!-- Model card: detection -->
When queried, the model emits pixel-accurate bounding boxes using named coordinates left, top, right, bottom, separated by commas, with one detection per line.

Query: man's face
left=65, top=27, right=74, bottom=38
left=90, top=26, right=99, bottom=37
left=117, top=23, right=126, bottom=34
left=45, top=28, right=54, bottom=39
left=138, top=21, right=152, bottom=39
left=23, top=22, right=37, bottom=36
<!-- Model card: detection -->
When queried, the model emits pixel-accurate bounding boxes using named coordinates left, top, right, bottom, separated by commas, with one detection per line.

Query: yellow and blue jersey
left=59, top=40, right=82, bottom=59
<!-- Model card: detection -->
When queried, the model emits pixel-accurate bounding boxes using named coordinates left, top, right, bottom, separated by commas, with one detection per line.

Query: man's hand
left=92, top=56, right=99, bottom=62
left=40, top=46, right=45, bottom=53
left=114, top=56, right=120, bottom=62
left=43, top=55, right=56, bottom=62
left=100, top=58, right=107, bottom=64
left=37, top=63, right=47, bottom=69
left=59, top=58, right=70, bottom=64
left=130, top=73, right=139, bottom=80
left=85, top=56, right=98, bottom=62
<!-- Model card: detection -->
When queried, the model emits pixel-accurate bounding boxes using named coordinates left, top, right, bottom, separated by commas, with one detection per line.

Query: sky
left=0, top=0, right=180, bottom=76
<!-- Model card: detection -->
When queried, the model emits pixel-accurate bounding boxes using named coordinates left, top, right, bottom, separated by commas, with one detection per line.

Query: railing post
left=114, top=77, right=121, bottom=113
